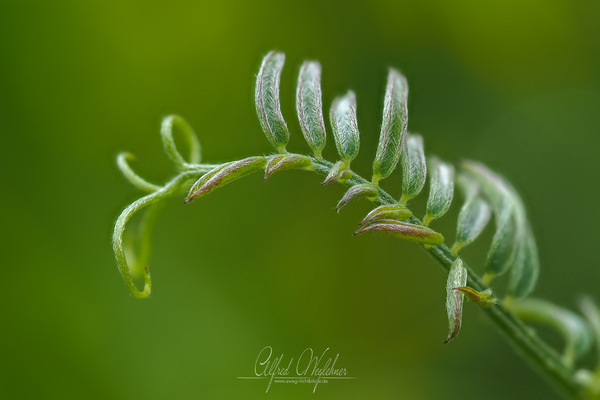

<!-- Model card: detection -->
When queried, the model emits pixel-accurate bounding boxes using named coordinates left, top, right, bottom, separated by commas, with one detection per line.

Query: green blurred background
left=2, top=1, right=600, bottom=399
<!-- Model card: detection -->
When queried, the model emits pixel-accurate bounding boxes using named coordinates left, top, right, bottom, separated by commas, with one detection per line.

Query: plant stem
left=119, top=153, right=584, bottom=397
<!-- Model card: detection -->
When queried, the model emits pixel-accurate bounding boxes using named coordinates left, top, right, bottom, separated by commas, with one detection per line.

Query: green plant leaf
left=255, top=51, right=289, bottom=152
left=296, top=61, right=327, bottom=158
left=453, top=196, right=491, bottom=255
left=360, top=204, right=412, bottom=225
left=372, top=69, right=408, bottom=184
left=354, top=219, right=443, bottom=245
left=423, top=156, right=454, bottom=226
left=445, top=258, right=468, bottom=343
left=452, top=174, right=492, bottom=255
left=330, top=90, right=360, bottom=163
left=510, top=298, right=593, bottom=367
left=186, top=156, right=267, bottom=202
left=336, top=184, right=378, bottom=213
left=486, top=210, right=519, bottom=280
left=400, top=133, right=426, bottom=203
left=507, top=225, right=539, bottom=300
left=264, top=154, right=313, bottom=180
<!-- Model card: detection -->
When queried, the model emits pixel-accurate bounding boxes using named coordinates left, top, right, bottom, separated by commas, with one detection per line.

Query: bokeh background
left=2, top=1, right=600, bottom=399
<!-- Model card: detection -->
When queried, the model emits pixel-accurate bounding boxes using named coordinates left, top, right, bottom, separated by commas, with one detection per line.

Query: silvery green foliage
left=372, top=69, right=408, bottom=184
left=452, top=173, right=492, bottom=254
left=360, top=204, right=412, bottom=226
left=114, top=51, right=600, bottom=395
left=424, top=157, right=455, bottom=225
left=296, top=61, right=327, bottom=158
left=507, top=228, right=539, bottom=300
left=400, top=134, right=427, bottom=203
left=455, top=196, right=491, bottom=248
left=354, top=219, right=444, bottom=245
left=264, top=154, right=312, bottom=179
left=255, top=51, right=289, bottom=152
left=330, top=91, right=360, bottom=164
left=445, top=258, right=468, bottom=343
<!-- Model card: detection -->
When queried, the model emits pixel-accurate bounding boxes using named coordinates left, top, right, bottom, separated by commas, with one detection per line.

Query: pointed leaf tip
left=255, top=51, right=289, bottom=151
left=373, top=68, right=408, bottom=183
left=297, top=61, right=326, bottom=157
left=453, top=287, right=497, bottom=307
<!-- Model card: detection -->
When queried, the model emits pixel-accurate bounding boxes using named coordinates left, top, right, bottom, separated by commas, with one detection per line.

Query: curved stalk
left=114, top=154, right=585, bottom=397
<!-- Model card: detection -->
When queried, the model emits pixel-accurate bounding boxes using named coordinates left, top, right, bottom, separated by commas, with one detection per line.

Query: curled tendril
left=117, top=152, right=161, bottom=193
left=113, top=171, right=196, bottom=297
left=113, top=115, right=215, bottom=298
left=161, top=115, right=202, bottom=171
